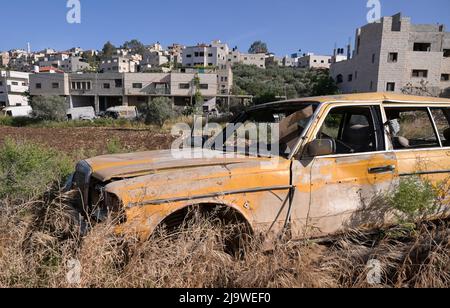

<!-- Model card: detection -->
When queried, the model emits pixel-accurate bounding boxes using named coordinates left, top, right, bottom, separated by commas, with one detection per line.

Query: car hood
left=86, top=149, right=270, bottom=182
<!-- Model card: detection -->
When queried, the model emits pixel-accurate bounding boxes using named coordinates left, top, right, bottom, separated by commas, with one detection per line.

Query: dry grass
left=0, top=189, right=449, bottom=288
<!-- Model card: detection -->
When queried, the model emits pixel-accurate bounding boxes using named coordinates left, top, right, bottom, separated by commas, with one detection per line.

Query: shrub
left=106, top=137, right=124, bottom=154
left=0, top=139, right=72, bottom=199
left=142, top=97, right=175, bottom=127
left=31, top=96, right=68, bottom=122
left=389, top=176, right=438, bottom=224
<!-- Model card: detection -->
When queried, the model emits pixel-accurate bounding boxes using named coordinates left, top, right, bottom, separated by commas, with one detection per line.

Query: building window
left=208, top=53, right=213, bottom=57
left=132, top=83, right=143, bottom=89
left=321, top=60, right=324, bottom=63
left=208, top=63, right=213, bottom=66
left=186, top=54, right=192, bottom=58
left=179, top=83, right=190, bottom=89
left=370, top=81, right=374, bottom=90
left=12, top=81, right=19, bottom=86
left=52, top=83, right=59, bottom=89
left=0, top=81, right=3, bottom=86
left=386, top=82, right=396, bottom=92
left=412, top=70, right=428, bottom=78
left=336, top=74, right=343, bottom=84
left=103, top=83, right=110, bottom=89
left=372, top=54, right=376, bottom=63
left=199, top=52, right=205, bottom=57
left=388, top=52, right=398, bottom=63
left=413, top=43, right=431, bottom=52
left=348, top=74, right=353, bottom=82
left=36, top=83, right=42, bottom=89
left=442, top=74, right=450, bottom=81
left=81, top=82, right=91, bottom=90
left=199, top=84, right=209, bottom=90
left=115, top=79, right=123, bottom=88
left=194, top=52, right=199, bottom=57
left=444, top=49, right=450, bottom=58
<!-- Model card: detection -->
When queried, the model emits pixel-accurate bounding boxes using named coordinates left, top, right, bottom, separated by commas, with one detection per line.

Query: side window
left=317, top=106, right=383, bottom=154
left=385, top=108, right=440, bottom=150
left=431, top=108, right=450, bottom=146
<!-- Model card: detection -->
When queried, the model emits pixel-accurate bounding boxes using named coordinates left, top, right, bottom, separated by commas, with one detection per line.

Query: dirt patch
left=0, top=126, right=174, bottom=159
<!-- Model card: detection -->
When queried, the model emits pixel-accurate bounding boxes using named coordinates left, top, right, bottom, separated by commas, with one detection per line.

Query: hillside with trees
left=232, top=64, right=338, bottom=104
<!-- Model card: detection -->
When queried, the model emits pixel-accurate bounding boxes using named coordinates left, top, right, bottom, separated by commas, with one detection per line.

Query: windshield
left=215, top=103, right=318, bottom=158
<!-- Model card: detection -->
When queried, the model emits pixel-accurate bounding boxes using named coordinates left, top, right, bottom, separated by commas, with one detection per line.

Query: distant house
left=0, top=70, right=30, bottom=108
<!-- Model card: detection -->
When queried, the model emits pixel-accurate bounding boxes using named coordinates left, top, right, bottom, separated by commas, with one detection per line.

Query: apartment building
left=182, top=40, right=229, bottom=68
left=99, top=56, right=138, bottom=73
left=228, top=50, right=266, bottom=68
left=331, top=13, right=450, bottom=97
left=39, top=55, right=90, bottom=73
left=297, top=53, right=332, bottom=69
left=140, top=50, right=169, bottom=70
left=29, top=72, right=222, bottom=112
left=0, top=70, right=31, bottom=107
left=168, top=44, right=185, bottom=65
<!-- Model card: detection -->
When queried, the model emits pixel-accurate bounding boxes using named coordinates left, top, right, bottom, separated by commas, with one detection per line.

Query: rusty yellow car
left=68, top=93, right=450, bottom=242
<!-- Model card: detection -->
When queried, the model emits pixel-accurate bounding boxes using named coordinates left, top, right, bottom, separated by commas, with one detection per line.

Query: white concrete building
left=100, top=56, right=138, bottom=73
left=182, top=40, right=229, bottom=68
left=0, top=70, right=30, bottom=107
left=227, top=49, right=266, bottom=68
left=297, top=53, right=332, bottom=69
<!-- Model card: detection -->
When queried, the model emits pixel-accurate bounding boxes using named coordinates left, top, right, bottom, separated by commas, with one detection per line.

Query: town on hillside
left=1, top=13, right=449, bottom=118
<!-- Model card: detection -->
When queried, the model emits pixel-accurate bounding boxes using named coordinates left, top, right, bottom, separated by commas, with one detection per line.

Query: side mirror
left=307, top=139, right=336, bottom=157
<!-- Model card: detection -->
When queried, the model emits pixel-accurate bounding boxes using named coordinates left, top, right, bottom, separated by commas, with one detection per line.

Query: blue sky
left=2, top=0, right=449, bottom=56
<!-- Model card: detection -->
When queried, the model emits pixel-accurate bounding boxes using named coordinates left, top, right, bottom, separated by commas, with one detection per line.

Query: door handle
left=368, top=165, right=396, bottom=174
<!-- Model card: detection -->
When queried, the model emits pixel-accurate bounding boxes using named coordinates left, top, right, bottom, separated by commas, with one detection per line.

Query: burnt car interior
left=220, top=103, right=318, bottom=157
left=316, top=106, right=384, bottom=155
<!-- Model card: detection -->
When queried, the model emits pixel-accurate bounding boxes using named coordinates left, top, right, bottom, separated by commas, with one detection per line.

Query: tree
left=142, top=97, right=175, bottom=127
left=102, top=41, right=116, bottom=58
left=122, top=39, right=146, bottom=56
left=31, top=96, right=68, bottom=121
left=248, top=41, right=268, bottom=54
left=310, top=71, right=339, bottom=96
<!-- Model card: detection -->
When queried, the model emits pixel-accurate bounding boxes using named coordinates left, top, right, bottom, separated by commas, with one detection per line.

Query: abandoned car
left=68, top=93, right=450, bottom=241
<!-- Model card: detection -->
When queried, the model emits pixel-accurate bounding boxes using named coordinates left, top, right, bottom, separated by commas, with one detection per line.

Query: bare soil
left=0, top=126, right=174, bottom=158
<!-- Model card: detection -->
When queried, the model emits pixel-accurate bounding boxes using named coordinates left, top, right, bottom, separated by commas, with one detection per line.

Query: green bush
left=389, top=176, right=438, bottom=224
left=142, top=97, right=175, bottom=127
left=0, top=139, right=72, bottom=199
left=31, top=96, right=68, bottom=122
left=106, top=137, right=124, bottom=154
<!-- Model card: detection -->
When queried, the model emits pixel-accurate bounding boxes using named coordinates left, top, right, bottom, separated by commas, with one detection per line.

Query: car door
left=385, top=105, right=450, bottom=213
left=291, top=103, right=398, bottom=239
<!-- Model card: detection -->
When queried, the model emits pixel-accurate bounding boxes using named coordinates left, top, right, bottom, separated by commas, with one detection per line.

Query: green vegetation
left=0, top=139, right=72, bottom=199
left=142, top=97, right=176, bottom=127
left=232, top=64, right=338, bottom=105
left=101, top=41, right=117, bottom=58
left=248, top=41, right=268, bottom=54
left=31, top=96, right=68, bottom=122
left=106, top=137, right=124, bottom=154
left=389, top=176, right=438, bottom=225
left=122, top=39, right=146, bottom=56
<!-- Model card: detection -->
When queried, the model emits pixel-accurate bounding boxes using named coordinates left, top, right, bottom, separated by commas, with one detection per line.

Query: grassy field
left=0, top=124, right=449, bottom=288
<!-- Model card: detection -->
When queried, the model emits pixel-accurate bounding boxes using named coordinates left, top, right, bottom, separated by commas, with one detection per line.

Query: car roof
left=256, top=92, right=450, bottom=109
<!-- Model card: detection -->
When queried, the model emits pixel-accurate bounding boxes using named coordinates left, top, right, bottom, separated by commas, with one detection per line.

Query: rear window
left=430, top=107, right=450, bottom=146
left=385, top=107, right=440, bottom=150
